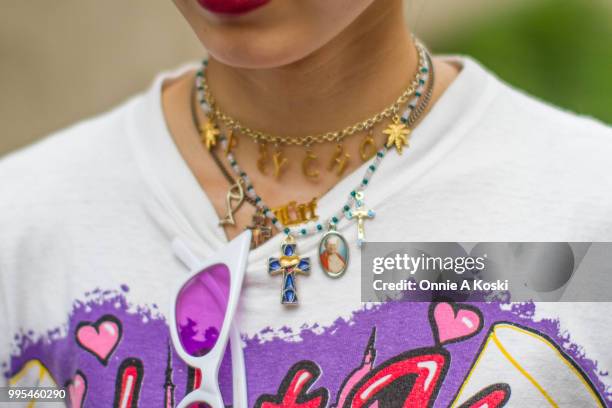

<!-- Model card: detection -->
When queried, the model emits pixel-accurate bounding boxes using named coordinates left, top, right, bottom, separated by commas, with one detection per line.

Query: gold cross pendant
left=346, top=191, right=375, bottom=247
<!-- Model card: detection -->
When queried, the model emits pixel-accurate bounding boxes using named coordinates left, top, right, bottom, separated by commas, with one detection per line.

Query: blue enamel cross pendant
left=268, top=236, right=310, bottom=305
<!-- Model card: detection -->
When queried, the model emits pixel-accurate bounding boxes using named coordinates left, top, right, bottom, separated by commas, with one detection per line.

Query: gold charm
left=272, top=148, right=288, bottom=179
left=224, top=128, right=238, bottom=155
left=272, top=198, right=318, bottom=227
left=200, top=116, right=220, bottom=150
left=383, top=119, right=411, bottom=154
left=346, top=191, right=375, bottom=247
left=302, top=149, right=319, bottom=181
left=256, top=143, right=269, bottom=175
left=359, top=130, right=377, bottom=161
left=328, top=144, right=350, bottom=176
left=247, top=208, right=273, bottom=249
left=219, top=179, right=245, bottom=226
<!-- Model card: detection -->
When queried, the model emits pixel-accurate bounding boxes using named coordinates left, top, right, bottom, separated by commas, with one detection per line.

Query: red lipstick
left=197, top=0, right=270, bottom=15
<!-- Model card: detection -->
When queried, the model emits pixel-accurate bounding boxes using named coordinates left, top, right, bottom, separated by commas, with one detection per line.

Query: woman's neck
left=206, top=0, right=415, bottom=138
left=163, top=1, right=458, bottom=241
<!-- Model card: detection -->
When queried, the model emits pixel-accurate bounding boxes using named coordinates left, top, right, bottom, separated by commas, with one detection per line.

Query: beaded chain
left=222, top=133, right=388, bottom=237
left=199, top=47, right=434, bottom=239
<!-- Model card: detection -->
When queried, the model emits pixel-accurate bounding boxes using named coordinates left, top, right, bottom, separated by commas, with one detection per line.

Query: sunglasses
left=169, top=231, right=252, bottom=408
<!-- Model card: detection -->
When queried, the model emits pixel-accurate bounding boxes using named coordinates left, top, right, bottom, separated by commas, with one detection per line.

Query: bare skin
left=163, top=0, right=458, bottom=241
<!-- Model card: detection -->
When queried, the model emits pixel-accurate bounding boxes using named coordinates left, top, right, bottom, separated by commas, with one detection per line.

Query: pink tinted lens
left=176, top=263, right=230, bottom=357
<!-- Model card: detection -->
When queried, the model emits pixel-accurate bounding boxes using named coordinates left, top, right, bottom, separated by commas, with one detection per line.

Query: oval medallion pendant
left=319, top=229, right=349, bottom=278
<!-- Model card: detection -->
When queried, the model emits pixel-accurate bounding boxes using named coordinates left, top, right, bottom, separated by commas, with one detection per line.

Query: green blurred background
left=1, top=0, right=610, bottom=156
left=431, top=0, right=612, bottom=124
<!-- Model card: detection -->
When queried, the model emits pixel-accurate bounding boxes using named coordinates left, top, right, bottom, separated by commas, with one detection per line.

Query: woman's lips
left=197, top=0, right=270, bottom=15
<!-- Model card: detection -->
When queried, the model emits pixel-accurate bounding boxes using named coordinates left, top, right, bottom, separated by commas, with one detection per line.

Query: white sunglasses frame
left=169, top=230, right=251, bottom=408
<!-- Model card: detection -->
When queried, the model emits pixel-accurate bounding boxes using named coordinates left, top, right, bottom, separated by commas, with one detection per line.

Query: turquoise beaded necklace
left=196, top=43, right=434, bottom=305
left=201, top=44, right=431, bottom=240
left=219, top=133, right=389, bottom=239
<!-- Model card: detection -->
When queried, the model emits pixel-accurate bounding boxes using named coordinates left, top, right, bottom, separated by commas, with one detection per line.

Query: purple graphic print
left=178, top=318, right=219, bottom=357
left=175, top=263, right=230, bottom=357
left=3, top=285, right=611, bottom=407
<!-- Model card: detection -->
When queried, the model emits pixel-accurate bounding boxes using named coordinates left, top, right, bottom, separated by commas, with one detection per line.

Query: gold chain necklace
left=200, top=42, right=427, bottom=147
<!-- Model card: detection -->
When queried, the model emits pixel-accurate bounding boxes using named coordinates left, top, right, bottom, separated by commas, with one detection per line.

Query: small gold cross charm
left=346, top=191, right=375, bottom=247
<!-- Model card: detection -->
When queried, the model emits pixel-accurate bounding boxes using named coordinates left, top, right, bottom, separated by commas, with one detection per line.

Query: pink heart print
left=67, top=371, right=87, bottom=408
left=75, top=315, right=122, bottom=365
left=433, top=302, right=482, bottom=344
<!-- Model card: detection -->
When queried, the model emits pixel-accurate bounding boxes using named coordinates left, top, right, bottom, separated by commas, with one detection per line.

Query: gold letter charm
left=256, top=143, right=269, bottom=175
left=302, top=149, right=320, bottom=181
left=224, top=128, right=238, bottom=155
left=273, top=149, right=288, bottom=179
left=359, top=130, right=377, bottom=161
left=303, top=197, right=319, bottom=221
left=273, top=204, right=291, bottom=226
left=328, top=144, right=350, bottom=176
left=272, top=197, right=319, bottom=227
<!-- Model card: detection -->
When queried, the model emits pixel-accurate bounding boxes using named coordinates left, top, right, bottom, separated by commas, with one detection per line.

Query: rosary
left=191, top=40, right=435, bottom=305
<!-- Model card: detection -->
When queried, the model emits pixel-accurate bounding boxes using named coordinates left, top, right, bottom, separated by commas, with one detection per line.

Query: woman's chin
left=205, top=35, right=320, bottom=69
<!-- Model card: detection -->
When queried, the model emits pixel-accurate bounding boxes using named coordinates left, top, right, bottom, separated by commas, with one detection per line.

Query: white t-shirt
left=1, top=57, right=611, bottom=407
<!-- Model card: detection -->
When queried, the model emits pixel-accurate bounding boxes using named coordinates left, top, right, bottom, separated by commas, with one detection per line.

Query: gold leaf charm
left=383, top=121, right=411, bottom=154
left=200, top=116, right=220, bottom=150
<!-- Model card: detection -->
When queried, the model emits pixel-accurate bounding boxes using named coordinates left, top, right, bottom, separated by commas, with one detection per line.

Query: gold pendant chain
left=200, top=41, right=428, bottom=147
left=190, top=47, right=435, bottom=249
